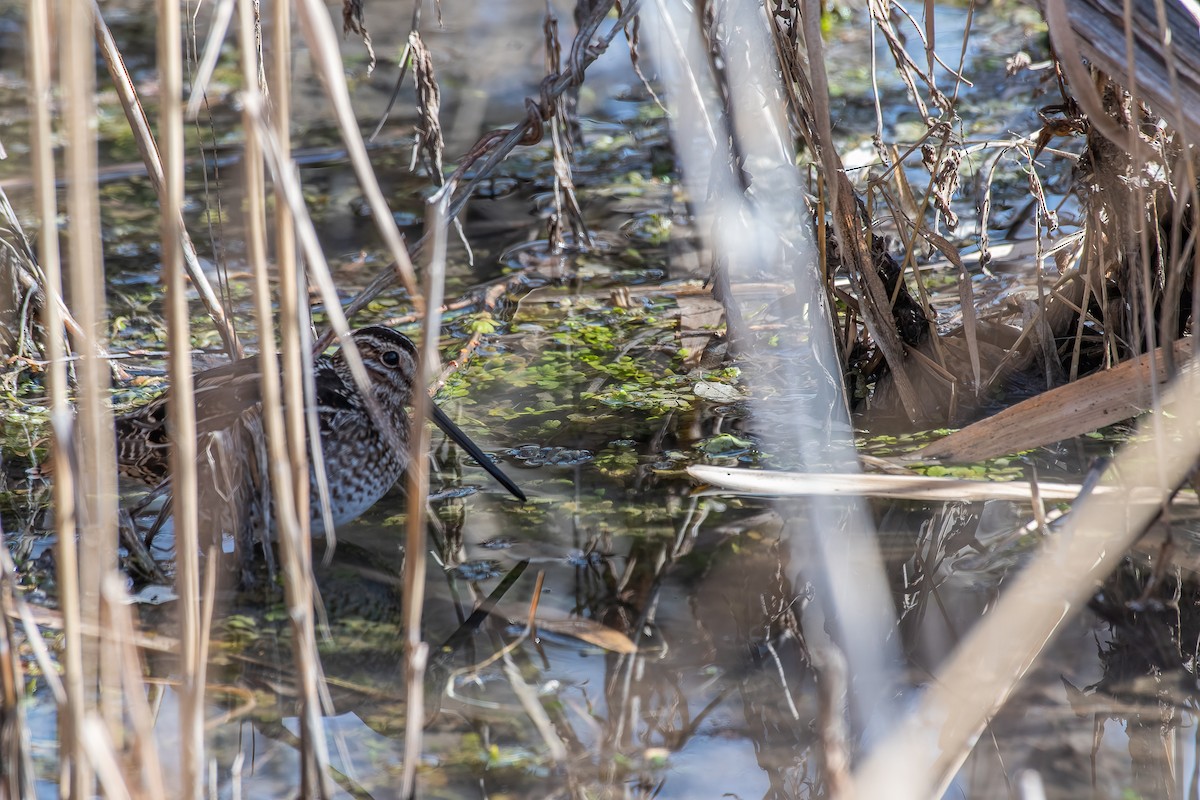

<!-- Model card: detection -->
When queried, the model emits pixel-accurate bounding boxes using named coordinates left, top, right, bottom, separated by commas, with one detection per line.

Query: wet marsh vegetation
left=4, top=0, right=1200, bottom=798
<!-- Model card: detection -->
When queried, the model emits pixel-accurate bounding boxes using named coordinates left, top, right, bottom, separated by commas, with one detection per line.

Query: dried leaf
left=534, top=618, right=638, bottom=654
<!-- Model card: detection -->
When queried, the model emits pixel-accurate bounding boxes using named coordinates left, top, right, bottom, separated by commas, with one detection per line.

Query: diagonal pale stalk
left=238, top=0, right=333, bottom=794
left=399, top=179, right=451, bottom=800
left=850, top=368, right=1200, bottom=797
left=157, top=0, right=205, bottom=794
left=91, top=0, right=243, bottom=359
left=291, top=0, right=421, bottom=306
left=644, top=0, right=900, bottom=753
left=185, top=0, right=236, bottom=120
left=79, top=715, right=135, bottom=800
left=0, top=547, right=65, bottom=705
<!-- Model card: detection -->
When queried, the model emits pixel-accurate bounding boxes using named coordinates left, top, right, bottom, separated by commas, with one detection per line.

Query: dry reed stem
left=398, top=182, right=451, bottom=800
left=237, top=0, right=303, bottom=558
left=242, top=63, right=333, bottom=800
left=0, top=548, right=65, bottom=704
left=59, top=0, right=122, bottom=791
left=27, top=0, right=67, bottom=715
left=92, top=0, right=244, bottom=360
left=238, top=0, right=332, bottom=792
left=293, top=0, right=421, bottom=305
left=686, top=465, right=1187, bottom=503
left=157, top=0, right=205, bottom=793
left=80, top=715, right=134, bottom=800
left=265, top=6, right=335, bottom=787
left=244, top=93, right=394, bottom=555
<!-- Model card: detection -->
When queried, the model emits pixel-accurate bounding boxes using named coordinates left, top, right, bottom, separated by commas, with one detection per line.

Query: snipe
left=115, top=326, right=524, bottom=561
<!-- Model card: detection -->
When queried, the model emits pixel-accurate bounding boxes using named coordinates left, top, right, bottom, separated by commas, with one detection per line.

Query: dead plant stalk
left=398, top=182, right=451, bottom=800
left=157, top=0, right=206, bottom=793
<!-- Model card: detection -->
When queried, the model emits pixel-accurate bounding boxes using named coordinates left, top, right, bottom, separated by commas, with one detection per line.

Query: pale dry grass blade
left=27, top=0, right=68, bottom=716
left=399, top=182, right=450, bottom=800
left=80, top=715, right=134, bottom=800
left=399, top=642, right=428, bottom=799
left=850, top=364, right=1200, bottom=797
left=157, top=0, right=205, bottom=794
left=241, top=89, right=391, bottom=568
left=0, top=547, right=65, bottom=704
left=293, top=0, right=421, bottom=304
left=186, top=0, right=237, bottom=120
left=266, top=0, right=317, bottom=575
left=17, top=14, right=84, bottom=787
left=266, top=7, right=336, bottom=787
left=243, top=92, right=394, bottom=474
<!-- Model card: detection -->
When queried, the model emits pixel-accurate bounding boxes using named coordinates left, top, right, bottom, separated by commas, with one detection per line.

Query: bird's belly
left=306, top=450, right=405, bottom=536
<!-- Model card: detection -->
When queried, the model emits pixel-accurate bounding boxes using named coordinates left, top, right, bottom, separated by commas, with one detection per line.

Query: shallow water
left=2, top=1, right=1199, bottom=798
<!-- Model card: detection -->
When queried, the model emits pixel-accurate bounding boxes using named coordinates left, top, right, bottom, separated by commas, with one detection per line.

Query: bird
left=114, top=325, right=524, bottom=570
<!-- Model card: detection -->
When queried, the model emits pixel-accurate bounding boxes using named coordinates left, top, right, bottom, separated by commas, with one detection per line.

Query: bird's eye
left=381, top=350, right=401, bottom=367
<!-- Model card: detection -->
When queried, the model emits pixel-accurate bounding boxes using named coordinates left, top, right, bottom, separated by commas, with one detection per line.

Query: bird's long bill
left=429, top=404, right=527, bottom=501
